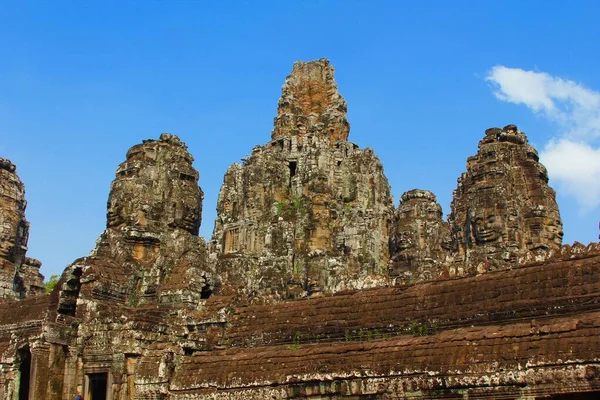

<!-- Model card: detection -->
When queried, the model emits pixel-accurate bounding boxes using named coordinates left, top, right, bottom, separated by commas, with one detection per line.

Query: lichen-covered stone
left=210, top=60, right=393, bottom=301
left=1, top=63, right=598, bottom=400
left=0, top=158, right=43, bottom=299
left=448, top=125, right=563, bottom=275
left=107, top=133, right=203, bottom=235
left=389, top=189, right=451, bottom=284
left=58, top=134, right=214, bottom=312
left=45, top=134, right=221, bottom=399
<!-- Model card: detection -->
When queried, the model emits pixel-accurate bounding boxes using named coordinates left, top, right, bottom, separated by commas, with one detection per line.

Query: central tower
left=210, top=59, right=394, bottom=301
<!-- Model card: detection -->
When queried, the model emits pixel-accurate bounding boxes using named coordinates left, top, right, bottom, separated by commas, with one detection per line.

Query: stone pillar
left=29, top=343, right=50, bottom=400
left=45, top=345, right=66, bottom=399
left=61, top=349, right=81, bottom=400
left=126, top=356, right=138, bottom=400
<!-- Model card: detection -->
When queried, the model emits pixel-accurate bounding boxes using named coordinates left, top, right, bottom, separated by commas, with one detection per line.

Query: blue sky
left=1, top=1, right=599, bottom=278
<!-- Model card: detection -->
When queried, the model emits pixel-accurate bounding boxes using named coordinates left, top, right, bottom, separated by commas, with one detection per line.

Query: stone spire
left=107, top=133, right=203, bottom=235
left=57, top=134, right=213, bottom=313
left=448, top=125, right=563, bottom=273
left=0, top=158, right=43, bottom=299
left=211, top=60, right=393, bottom=301
left=389, top=189, right=451, bottom=285
left=272, top=58, right=350, bottom=144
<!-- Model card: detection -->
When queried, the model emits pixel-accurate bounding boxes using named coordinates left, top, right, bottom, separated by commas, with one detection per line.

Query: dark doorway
left=288, top=161, right=297, bottom=187
left=88, top=373, right=108, bottom=400
left=289, top=161, right=297, bottom=177
left=18, top=347, right=31, bottom=400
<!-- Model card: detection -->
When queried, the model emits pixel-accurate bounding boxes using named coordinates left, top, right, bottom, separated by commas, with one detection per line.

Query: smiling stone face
left=472, top=212, right=505, bottom=245
left=79, top=133, right=215, bottom=308
left=524, top=205, right=564, bottom=250
left=449, top=125, right=563, bottom=273
left=389, top=189, right=451, bottom=284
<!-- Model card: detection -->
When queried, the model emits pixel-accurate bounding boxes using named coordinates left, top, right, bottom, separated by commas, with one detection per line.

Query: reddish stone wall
left=226, top=252, right=600, bottom=347
left=171, top=311, right=600, bottom=398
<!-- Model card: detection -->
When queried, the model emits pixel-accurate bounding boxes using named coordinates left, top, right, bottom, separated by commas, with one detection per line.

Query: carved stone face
left=472, top=212, right=505, bottom=245
left=106, top=138, right=202, bottom=235
left=395, top=230, right=415, bottom=251
left=544, top=220, right=564, bottom=247
left=423, top=203, right=443, bottom=222
left=393, top=195, right=449, bottom=257
left=524, top=204, right=563, bottom=250
left=168, top=166, right=202, bottom=233
left=106, top=194, right=124, bottom=228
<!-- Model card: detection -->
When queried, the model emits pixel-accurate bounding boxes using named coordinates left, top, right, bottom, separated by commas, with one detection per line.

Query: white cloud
left=486, top=66, right=600, bottom=211
left=542, top=139, right=600, bottom=210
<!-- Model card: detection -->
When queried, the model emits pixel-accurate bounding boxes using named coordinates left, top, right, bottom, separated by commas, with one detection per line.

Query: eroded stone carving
left=448, top=125, right=563, bottom=275
left=107, top=133, right=203, bottom=235
left=389, top=189, right=451, bottom=284
left=0, top=63, right=598, bottom=400
left=0, top=158, right=43, bottom=299
left=272, top=58, right=349, bottom=144
left=59, top=134, right=214, bottom=311
left=210, top=59, right=393, bottom=301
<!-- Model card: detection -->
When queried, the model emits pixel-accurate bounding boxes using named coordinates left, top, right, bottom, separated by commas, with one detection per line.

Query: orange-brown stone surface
left=272, top=58, right=350, bottom=144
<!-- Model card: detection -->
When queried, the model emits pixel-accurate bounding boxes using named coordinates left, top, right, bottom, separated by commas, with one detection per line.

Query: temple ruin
left=0, top=158, right=43, bottom=300
left=0, top=59, right=598, bottom=399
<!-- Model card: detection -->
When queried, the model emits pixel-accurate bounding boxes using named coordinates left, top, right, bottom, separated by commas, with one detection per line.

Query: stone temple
left=210, top=59, right=392, bottom=301
left=0, top=59, right=599, bottom=399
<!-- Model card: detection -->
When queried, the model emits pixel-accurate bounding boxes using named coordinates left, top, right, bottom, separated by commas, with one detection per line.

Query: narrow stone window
left=289, top=161, right=297, bottom=177
left=200, top=284, right=212, bottom=299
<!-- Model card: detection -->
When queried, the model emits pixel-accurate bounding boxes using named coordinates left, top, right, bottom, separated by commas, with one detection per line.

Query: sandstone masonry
left=0, top=60, right=595, bottom=400
left=209, top=59, right=393, bottom=302
left=447, top=125, right=563, bottom=275
left=0, top=158, right=43, bottom=300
